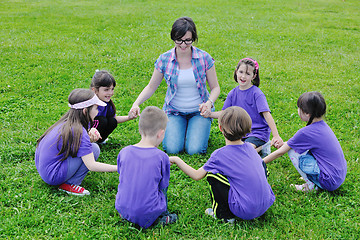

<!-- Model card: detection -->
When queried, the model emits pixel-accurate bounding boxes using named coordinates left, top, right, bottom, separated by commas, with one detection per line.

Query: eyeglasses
left=174, top=39, right=193, bottom=45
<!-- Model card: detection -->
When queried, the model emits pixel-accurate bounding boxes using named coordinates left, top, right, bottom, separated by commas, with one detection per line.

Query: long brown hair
left=37, top=89, right=95, bottom=161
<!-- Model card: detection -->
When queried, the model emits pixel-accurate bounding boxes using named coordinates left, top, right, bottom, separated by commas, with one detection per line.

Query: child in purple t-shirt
left=115, top=106, right=177, bottom=229
left=171, top=106, right=275, bottom=222
left=35, top=89, right=118, bottom=196
left=90, top=70, right=135, bottom=144
left=203, top=58, right=283, bottom=157
left=264, top=92, right=347, bottom=192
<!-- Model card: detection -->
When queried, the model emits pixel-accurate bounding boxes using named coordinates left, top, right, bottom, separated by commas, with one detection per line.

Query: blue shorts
left=299, top=153, right=323, bottom=189
left=244, top=137, right=266, bottom=148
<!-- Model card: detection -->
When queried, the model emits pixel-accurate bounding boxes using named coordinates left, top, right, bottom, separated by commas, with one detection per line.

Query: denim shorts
left=299, top=153, right=323, bottom=189
left=244, top=136, right=266, bottom=148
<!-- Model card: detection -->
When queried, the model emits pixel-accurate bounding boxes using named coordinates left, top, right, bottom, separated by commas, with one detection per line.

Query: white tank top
left=170, top=68, right=202, bottom=112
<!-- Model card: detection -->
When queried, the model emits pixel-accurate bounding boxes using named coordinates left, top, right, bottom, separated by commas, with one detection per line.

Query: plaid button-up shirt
left=154, top=46, right=215, bottom=114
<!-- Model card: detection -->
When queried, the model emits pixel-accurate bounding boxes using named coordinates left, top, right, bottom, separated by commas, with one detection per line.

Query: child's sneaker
left=98, top=138, right=109, bottom=145
left=205, top=208, right=216, bottom=219
left=58, top=183, right=90, bottom=196
left=224, top=218, right=235, bottom=225
left=158, top=213, right=178, bottom=226
left=260, top=141, right=271, bottom=158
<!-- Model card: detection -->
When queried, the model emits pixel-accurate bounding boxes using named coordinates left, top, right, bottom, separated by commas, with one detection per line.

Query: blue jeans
left=162, top=111, right=211, bottom=155
left=65, top=143, right=100, bottom=185
left=299, top=153, right=322, bottom=189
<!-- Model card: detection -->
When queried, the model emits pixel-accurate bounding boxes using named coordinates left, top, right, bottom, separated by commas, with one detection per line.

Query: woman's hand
left=199, top=101, right=212, bottom=118
left=88, top=128, right=101, bottom=142
left=128, top=105, right=140, bottom=119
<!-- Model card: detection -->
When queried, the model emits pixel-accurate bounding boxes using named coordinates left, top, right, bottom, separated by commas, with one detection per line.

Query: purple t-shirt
left=35, top=124, right=93, bottom=185
left=115, top=146, right=170, bottom=229
left=203, top=144, right=275, bottom=220
left=287, top=120, right=347, bottom=191
left=222, top=86, right=271, bottom=142
left=97, top=101, right=115, bottom=118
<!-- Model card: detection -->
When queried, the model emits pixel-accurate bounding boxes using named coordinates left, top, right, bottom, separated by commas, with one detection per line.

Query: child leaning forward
left=115, top=106, right=177, bottom=229
left=171, top=106, right=275, bottom=222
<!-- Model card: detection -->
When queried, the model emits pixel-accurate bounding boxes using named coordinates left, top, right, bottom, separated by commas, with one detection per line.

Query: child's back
left=203, top=143, right=275, bottom=220
left=115, top=145, right=170, bottom=228
left=287, top=120, right=347, bottom=191
left=115, top=106, right=176, bottom=228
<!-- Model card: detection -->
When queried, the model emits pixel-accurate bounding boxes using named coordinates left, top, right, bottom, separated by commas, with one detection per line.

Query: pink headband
left=68, top=94, right=106, bottom=109
left=240, top=58, right=259, bottom=71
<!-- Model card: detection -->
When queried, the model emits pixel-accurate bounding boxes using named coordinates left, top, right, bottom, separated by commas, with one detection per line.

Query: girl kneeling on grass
left=35, top=89, right=118, bottom=196
left=263, top=91, right=347, bottom=192
left=171, top=106, right=275, bottom=222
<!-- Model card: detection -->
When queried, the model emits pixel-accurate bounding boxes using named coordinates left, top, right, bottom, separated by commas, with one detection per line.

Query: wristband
left=208, top=99, right=214, bottom=108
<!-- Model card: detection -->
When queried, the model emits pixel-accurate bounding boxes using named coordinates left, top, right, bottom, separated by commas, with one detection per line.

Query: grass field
left=1, top=0, right=360, bottom=239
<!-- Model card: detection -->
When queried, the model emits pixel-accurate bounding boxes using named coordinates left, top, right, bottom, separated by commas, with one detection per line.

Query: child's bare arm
left=262, top=111, right=283, bottom=148
left=201, top=110, right=222, bottom=119
left=263, top=142, right=291, bottom=164
left=169, top=156, right=207, bottom=181
left=115, top=115, right=136, bottom=123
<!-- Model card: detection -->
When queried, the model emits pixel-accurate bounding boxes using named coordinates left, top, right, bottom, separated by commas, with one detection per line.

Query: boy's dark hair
left=170, top=17, right=198, bottom=43
left=139, top=106, right=168, bottom=137
left=219, top=106, right=252, bottom=141
left=297, top=91, right=326, bottom=126
left=234, top=58, right=260, bottom=87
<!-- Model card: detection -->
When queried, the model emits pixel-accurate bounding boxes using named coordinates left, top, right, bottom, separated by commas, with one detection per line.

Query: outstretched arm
left=115, top=115, right=136, bottom=123
left=199, top=66, right=220, bottom=116
left=82, top=153, right=117, bottom=172
left=263, top=142, right=291, bottom=164
left=263, top=111, right=283, bottom=148
left=169, top=156, right=207, bottom=181
left=128, top=68, right=164, bottom=118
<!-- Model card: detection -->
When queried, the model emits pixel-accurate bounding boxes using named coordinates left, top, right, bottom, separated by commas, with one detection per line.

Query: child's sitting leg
left=206, top=173, right=236, bottom=221
left=288, top=149, right=322, bottom=191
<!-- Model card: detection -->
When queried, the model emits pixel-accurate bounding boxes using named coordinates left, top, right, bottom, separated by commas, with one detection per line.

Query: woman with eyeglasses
left=129, top=17, right=220, bottom=155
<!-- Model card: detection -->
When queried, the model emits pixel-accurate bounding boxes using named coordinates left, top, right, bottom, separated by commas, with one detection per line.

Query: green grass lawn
left=1, top=0, right=359, bottom=239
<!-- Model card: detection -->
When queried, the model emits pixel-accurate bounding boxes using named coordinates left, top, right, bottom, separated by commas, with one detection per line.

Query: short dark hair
left=219, top=106, right=252, bottom=141
left=297, top=91, right=326, bottom=126
left=170, top=17, right=198, bottom=42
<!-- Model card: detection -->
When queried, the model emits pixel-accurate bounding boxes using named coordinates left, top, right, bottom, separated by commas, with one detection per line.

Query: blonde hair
left=139, top=106, right=168, bottom=137
left=219, top=106, right=252, bottom=141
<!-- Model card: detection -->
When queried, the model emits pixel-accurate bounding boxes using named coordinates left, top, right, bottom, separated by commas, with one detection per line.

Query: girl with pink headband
left=203, top=57, right=283, bottom=165
left=35, top=88, right=118, bottom=196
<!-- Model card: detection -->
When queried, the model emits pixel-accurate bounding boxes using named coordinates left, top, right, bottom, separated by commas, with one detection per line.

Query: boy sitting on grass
left=170, top=106, right=275, bottom=222
left=115, top=106, right=177, bottom=229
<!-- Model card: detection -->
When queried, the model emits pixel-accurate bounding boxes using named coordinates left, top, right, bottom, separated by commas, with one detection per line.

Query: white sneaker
left=260, top=141, right=271, bottom=158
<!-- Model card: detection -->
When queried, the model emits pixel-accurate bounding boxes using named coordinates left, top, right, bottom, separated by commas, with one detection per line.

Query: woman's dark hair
left=170, top=17, right=198, bottom=42
left=90, top=70, right=116, bottom=114
left=37, top=89, right=95, bottom=161
left=297, top=91, right=326, bottom=126
left=233, top=58, right=260, bottom=87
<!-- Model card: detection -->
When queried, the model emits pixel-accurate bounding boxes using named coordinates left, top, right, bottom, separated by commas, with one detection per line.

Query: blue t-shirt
left=115, top=146, right=170, bottom=229
left=35, top=123, right=93, bottom=185
left=222, top=85, right=271, bottom=142
left=203, top=144, right=275, bottom=220
left=287, top=120, right=347, bottom=191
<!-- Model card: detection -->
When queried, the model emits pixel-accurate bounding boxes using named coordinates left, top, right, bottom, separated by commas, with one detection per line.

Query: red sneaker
left=58, top=183, right=90, bottom=196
